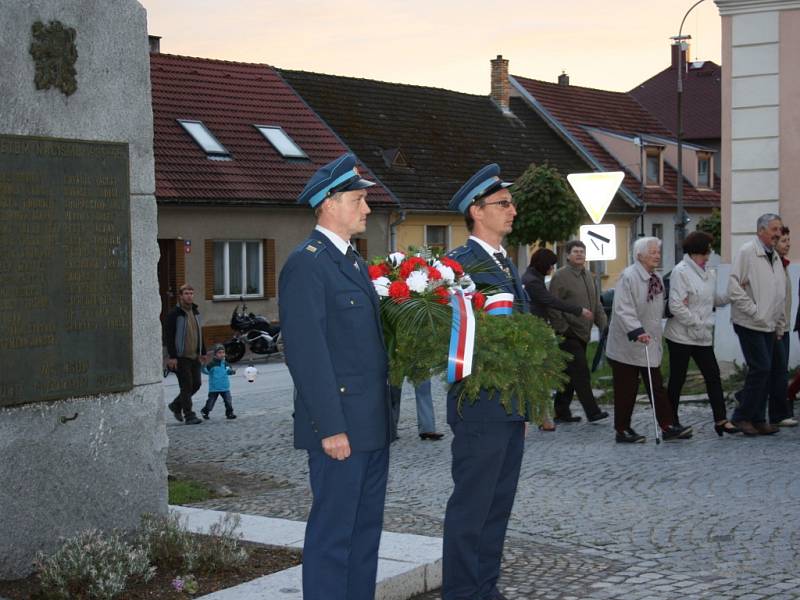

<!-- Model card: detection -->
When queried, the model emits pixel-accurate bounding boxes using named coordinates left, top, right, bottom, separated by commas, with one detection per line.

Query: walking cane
left=644, top=343, right=662, bottom=445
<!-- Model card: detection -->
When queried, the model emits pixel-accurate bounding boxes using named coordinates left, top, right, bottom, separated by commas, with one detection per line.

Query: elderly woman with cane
left=606, top=237, right=692, bottom=443
left=664, top=231, right=738, bottom=436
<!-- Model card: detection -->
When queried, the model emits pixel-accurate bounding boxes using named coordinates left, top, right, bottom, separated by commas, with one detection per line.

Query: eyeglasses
left=480, top=199, right=516, bottom=209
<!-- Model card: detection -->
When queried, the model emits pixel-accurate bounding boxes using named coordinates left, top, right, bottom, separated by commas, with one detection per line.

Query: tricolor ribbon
left=484, top=292, right=515, bottom=316
left=447, top=289, right=475, bottom=383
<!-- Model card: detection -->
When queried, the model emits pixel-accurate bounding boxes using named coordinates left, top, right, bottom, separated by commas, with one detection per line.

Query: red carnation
left=433, top=286, right=450, bottom=305
left=367, top=265, right=384, bottom=280
left=428, top=266, right=442, bottom=281
left=471, top=291, right=486, bottom=310
left=388, top=280, right=411, bottom=303
left=379, top=263, right=391, bottom=277
left=399, top=257, right=428, bottom=279
left=440, top=257, right=464, bottom=277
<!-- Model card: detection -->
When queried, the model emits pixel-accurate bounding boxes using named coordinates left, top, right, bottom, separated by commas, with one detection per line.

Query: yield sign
left=567, top=171, right=624, bottom=224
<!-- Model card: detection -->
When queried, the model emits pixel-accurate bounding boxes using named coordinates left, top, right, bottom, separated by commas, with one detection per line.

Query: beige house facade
left=716, top=0, right=800, bottom=259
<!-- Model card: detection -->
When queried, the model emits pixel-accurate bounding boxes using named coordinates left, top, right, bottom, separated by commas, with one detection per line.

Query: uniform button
left=350, top=299, right=355, bottom=305
left=340, top=386, right=346, bottom=393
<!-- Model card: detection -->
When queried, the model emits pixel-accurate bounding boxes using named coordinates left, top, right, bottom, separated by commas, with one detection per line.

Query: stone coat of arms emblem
left=29, top=20, right=78, bottom=96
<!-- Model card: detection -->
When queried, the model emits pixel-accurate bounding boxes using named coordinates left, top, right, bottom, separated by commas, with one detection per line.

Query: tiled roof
left=150, top=53, right=394, bottom=207
left=630, top=61, right=721, bottom=141
left=512, top=75, right=719, bottom=209
left=280, top=70, right=635, bottom=214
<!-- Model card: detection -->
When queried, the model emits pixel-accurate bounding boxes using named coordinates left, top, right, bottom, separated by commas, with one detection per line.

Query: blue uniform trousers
left=303, top=446, right=389, bottom=600
left=443, top=420, right=525, bottom=600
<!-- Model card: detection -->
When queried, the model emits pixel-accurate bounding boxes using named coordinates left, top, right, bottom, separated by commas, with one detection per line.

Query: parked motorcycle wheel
left=224, top=340, right=246, bottom=364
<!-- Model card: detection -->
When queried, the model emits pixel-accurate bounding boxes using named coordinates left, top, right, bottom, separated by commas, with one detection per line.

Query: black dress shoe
left=554, top=415, right=582, bottom=423
left=587, top=411, right=609, bottom=422
left=419, top=432, right=444, bottom=440
left=167, top=402, right=183, bottom=422
left=184, top=415, right=203, bottom=425
left=662, top=424, right=693, bottom=440
left=616, top=428, right=645, bottom=443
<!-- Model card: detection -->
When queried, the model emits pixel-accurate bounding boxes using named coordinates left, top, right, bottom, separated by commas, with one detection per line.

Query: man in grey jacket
left=729, top=213, right=787, bottom=436
left=548, top=240, right=609, bottom=422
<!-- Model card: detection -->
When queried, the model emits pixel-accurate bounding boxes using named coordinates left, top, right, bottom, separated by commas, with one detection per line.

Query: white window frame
left=254, top=125, right=308, bottom=159
left=697, top=153, right=712, bottom=189
left=645, top=147, right=662, bottom=187
left=213, top=240, right=264, bottom=299
left=177, top=119, right=230, bottom=157
left=424, top=224, right=450, bottom=255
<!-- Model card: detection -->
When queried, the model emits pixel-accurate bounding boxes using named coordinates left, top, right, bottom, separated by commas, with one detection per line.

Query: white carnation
left=388, top=252, right=406, bottom=267
left=458, top=274, right=476, bottom=294
left=406, top=270, right=429, bottom=293
left=433, top=261, right=456, bottom=284
left=373, top=276, right=391, bottom=297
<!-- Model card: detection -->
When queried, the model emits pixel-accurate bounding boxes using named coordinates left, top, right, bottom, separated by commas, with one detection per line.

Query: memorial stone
left=0, top=0, right=166, bottom=578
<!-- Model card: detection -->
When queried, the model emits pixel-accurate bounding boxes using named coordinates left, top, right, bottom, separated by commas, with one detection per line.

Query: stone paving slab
left=174, top=506, right=441, bottom=600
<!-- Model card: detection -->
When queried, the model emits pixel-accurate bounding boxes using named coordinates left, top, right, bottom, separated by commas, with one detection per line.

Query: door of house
left=157, top=239, right=179, bottom=324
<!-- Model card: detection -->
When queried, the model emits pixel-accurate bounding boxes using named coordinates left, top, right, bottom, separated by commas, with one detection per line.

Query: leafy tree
left=507, top=163, right=583, bottom=247
left=696, top=209, right=721, bottom=254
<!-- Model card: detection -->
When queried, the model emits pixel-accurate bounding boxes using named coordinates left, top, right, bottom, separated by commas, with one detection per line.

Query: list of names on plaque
left=0, top=135, right=132, bottom=406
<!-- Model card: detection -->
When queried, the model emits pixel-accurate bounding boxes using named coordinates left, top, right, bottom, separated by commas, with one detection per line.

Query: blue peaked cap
left=297, top=153, right=375, bottom=208
left=448, top=163, right=513, bottom=214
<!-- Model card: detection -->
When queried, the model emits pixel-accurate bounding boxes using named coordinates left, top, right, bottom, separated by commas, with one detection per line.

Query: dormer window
left=255, top=125, right=307, bottom=158
left=645, top=147, right=662, bottom=187
left=697, top=153, right=712, bottom=189
left=177, top=119, right=230, bottom=159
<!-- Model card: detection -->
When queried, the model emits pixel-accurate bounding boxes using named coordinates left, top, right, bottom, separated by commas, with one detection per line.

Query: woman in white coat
left=664, top=231, right=738, bottom=436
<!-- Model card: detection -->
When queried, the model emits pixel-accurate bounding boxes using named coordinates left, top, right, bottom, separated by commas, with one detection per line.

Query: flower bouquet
left=368, top=249, right=568, bottom=424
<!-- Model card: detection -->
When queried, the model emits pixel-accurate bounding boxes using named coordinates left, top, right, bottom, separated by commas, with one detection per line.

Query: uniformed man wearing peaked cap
left=278, top=153, right=392, bottom=600
left=442, top=163, right=529, bottom=600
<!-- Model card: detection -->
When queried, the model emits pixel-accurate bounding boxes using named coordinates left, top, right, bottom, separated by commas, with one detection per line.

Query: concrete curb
left=171, top=506, right=442, bottom=600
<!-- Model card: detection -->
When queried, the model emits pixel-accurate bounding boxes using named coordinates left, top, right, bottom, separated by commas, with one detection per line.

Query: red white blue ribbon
left=484, top=292, right=515, bottom=316
left=447, top=289, right=475, bottom=383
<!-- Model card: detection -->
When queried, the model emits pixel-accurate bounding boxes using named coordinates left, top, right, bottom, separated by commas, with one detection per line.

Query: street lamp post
left=672, top=0, right=706, bottom=265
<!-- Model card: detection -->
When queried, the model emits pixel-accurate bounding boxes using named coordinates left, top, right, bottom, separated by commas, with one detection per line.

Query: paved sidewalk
left=165, top=363, right=800, bottom=599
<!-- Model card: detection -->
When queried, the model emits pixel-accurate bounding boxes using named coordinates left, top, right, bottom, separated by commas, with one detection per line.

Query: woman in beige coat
left=606, top=237, right=691, bottom=443
left=663, top=231, right=737, bottom=436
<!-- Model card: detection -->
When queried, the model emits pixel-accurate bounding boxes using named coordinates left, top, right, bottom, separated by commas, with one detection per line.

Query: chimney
left=558, top=71, right=569, bottom=86
left=149, top=35, right=161, bottom=54
left=490, top=55, right=511, bottom=114
left=671, top=42, right=690, bottom=68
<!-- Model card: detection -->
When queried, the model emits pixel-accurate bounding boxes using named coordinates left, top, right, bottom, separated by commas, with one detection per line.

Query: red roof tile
left=630, top=61, right=721, bottom=141
left=150, top=53, right=394, bottom=207
left=512, top=76, right=719, bottom=209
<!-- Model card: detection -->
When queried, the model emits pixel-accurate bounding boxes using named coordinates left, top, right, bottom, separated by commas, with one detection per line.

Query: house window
left=213, top=241, right=263, bottom=298
left=425, top=225, right=448, bottom=256
left=651, top=223, right=664, bottom=267
left=697, top=154, right=711, bottom=189
left=645, top=149, right=661, bottom=186
left=177, top=120, right=230, bottom=158
left=255, top=125, right=307, bottom=159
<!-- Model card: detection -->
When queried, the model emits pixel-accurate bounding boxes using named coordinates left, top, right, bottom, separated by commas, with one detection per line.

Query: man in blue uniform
left=278, top=153, right=392, bottom=600
left=443, top=164, right=529, bottom=600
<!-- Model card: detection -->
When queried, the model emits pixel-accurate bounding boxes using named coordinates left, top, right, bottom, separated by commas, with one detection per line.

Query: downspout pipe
left=389, top=210, right=406, bottom=252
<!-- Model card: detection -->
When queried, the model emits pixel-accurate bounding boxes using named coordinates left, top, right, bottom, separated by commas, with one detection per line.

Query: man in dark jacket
left=279, top=154, right=392, bottom=600
left=163, top=284, right=205, bottom=425
left=442, top=164, right=528, bottom=600
left=548, top=240, right=609, bottom=422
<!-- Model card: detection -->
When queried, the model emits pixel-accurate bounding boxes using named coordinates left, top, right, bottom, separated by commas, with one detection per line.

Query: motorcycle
left=223, top=299, right=282, bottom=363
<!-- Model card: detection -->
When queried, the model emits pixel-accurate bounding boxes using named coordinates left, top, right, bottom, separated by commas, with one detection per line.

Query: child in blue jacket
left=201, top=344, right=237, bottom=420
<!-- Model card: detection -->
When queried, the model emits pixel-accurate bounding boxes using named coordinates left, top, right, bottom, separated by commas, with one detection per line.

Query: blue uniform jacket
left=279, top=229, right=392, bottom=452
left=446, top=239, right=530, bottom=424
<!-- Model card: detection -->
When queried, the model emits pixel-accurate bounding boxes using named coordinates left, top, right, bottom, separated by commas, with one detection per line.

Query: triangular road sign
left=567, top=171, right=624, bottom=224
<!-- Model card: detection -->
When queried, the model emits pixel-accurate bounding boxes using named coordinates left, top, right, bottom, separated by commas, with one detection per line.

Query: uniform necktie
left=493, top=252, right=512, bottom=278
left=346, top=245, right=360, bottom=271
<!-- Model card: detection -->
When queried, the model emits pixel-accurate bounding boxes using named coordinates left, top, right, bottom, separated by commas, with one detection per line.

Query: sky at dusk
left=140, top=0, right=722, bottom=95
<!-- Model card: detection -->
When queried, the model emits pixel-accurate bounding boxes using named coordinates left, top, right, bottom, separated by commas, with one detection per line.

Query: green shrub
left=34, top=529, right=154, bottom=599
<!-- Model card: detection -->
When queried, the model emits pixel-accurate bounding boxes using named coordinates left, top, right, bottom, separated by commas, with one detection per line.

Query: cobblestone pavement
left=165, top=364, right=800, bottom=599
